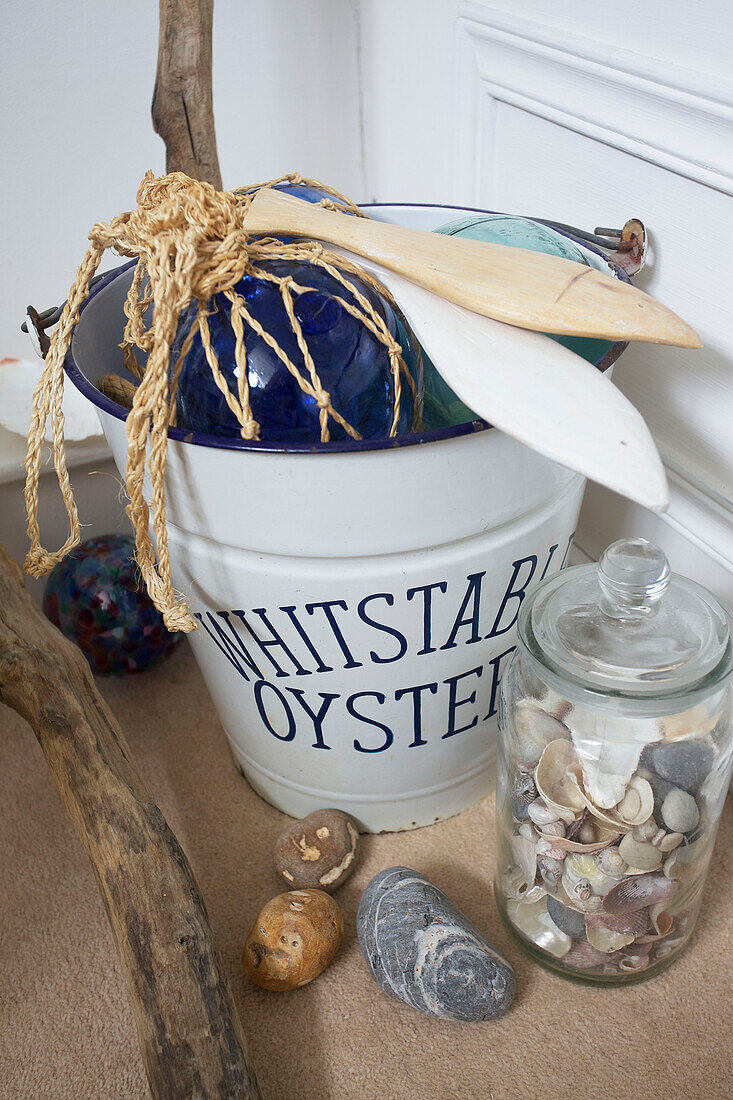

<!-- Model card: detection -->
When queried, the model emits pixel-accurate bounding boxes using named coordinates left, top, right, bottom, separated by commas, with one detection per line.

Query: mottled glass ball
left=43, top=534, right=181, bottom=675
left=422, top=214, right=615, bottom=430
left=172, top=258, right=422, bottom=444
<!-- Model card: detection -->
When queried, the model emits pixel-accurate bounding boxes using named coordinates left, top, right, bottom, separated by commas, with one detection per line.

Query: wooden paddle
left=328, top=247, right=670, bottom=511
left=244, top=189, right=701, bottom=348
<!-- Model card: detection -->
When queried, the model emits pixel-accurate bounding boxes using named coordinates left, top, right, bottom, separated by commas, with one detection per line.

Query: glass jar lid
left=521, top=538, right=732, bottom=697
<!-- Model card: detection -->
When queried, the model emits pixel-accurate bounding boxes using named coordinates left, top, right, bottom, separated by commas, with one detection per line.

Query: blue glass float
left=422, top=214, right=615, bottom=430
left=172, top=257, right=422, bottom=444
left=42, top=534, right=181, bottom=675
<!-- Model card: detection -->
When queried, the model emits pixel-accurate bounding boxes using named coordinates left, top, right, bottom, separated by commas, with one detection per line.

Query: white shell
left=586, top=923, right=636, bottom=953
left=513, top=699, right=570, bottom=767
left=506, top=897, right=572, bottom=958
left=535, top=739, right=585, bottom=825
left=0, top=358, right=102, bottom=442
left=510, top=833, right=538, bottom=884
left=501, top=865, right=546, bottom=903
left=564, top=705, right=663, bottom=809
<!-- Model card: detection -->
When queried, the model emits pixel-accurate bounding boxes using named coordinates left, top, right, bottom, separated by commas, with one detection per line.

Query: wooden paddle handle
left=245, top=189, right=701, bottom=348
left=0, top=546, right=261, bottom=1100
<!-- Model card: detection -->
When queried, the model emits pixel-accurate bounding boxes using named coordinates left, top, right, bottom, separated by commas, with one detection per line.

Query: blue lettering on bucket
left=194, top=535, right=573, bottom=753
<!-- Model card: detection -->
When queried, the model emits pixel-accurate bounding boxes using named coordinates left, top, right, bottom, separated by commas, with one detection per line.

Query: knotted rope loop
left=24, top=172, right=420, bottom=631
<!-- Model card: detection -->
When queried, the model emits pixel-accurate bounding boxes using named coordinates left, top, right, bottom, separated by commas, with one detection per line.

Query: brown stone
left=273, top=808, right=359, bottom=893
left=243, top=889, right=343, bottom=991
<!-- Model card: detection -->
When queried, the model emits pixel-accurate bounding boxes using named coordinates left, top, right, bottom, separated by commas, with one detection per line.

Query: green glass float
left=422, top=214, right=615, bottom=430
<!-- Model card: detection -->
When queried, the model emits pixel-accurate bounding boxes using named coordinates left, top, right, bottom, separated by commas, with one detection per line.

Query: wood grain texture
left=245, top=189, right=701, bottom=347
left=152, top=0, right=222, bottom=188
left=0, top=546, right=261, bottom=1100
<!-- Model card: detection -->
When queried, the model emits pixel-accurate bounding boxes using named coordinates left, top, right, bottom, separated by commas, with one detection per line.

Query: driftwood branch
left=0, top=546, right=260, bottom=1099
left=152, top=0, right=223, bottom=188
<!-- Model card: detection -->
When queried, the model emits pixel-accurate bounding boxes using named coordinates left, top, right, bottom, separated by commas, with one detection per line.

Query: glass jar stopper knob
left=598, top=537, right=670, bottom=618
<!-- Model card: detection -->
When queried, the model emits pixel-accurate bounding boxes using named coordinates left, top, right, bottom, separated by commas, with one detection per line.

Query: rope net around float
left=24, top=171, right=420, bottom=633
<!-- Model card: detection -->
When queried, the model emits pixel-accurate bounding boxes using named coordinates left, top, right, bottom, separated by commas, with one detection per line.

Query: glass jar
left=495, top=538, right=733, bottom=984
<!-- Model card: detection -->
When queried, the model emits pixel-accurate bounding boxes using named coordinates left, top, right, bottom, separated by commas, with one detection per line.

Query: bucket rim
left=64, top=202, right=629, bottom=456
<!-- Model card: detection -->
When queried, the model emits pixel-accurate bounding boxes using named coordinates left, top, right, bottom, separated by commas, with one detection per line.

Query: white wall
left=357, top=0, right=733, bottom=605
left=0, top=0, right=363, bottom=361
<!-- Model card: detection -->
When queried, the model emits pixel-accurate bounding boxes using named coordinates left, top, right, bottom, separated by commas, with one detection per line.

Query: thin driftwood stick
left=0, top=546, right=261, bottom=1100
left=152, top=0, right=222, bottom=188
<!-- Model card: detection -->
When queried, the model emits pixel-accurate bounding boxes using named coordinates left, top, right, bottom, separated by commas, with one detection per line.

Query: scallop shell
left=564, top=940, right=609, bottom=970
left=513, top=699, right=571, bottom=768
left=0, top=357, right=102, bottom=441
left=564, top=706, right=663, bottom=809
left=535, top=740, right=585, bottom=825
left=602, top=873, right=680, bottom=914
left=585, top=909, right=648, bottom=938
left=506, top=897, right=572, bottom=959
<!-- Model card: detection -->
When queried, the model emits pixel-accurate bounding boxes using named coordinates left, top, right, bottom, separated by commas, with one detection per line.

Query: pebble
left=357, top=867, right=515, bottom=1022
left=661, top=788, right=700, bottom=834
left=243, top=889, right=343, bottom=991
left=644, top=740, right=713, bottom=794
left=273, top=808, right=359, bottom=893
left=546, top=895, right=587, bottom=938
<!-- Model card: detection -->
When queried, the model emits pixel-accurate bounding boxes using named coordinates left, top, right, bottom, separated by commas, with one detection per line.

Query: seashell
left=535, top=838, right=566, bottom=862
left=538, top=688, right=573, bottom=722
left=657, top=832, right=683, bottom=853
left=564, top=706, right=663, bottom=809
left=518, top=823, right=538, bottom=841
left=537, top=855, right=564, bottom=887
left=632, top=818, right=659, bottom=843
left=543, top=826, right=621, bottom=855
left=513, top=773, right=538, bottom=805
left=586, top=923, right=635, bottom=954
left=618, top=950, right=651, bottom=973
left=564, top=940, right=609, bottom=970
left=562, top=853, right=622, bottom=898
left=661, top=703, right=721, bottom=742
left=527, top=799, right=561, bottom=827
left=662, top=835, right=711, bottom=884
left=661, top=788, right=699, bottom=834
left=506, top=897, right=572, bottom=959
left=585, top=909, right=648, bottom=938
left=570, top=774, right=654, bottom=831
left=535, top=739, right=585, bottom=825
left=614, top=777, right=655, bottom=826
left=501, top=865, right=546, bottom=903
left=618, top=834, right=663, bottom=871
left=510, top=834, right=537, bottom=884
left=602, top=873, right=680, bottom=914
left=513, top=699, right=571, bottom=768
left=636, top=904, right=673, bottom=943
left=0, top=357, right=103, bottom=441
left=596, top=847, right=628, bottom=877
left=539, top=820, right=566, bottom=839
left=546, top=895, right=587, bottom=938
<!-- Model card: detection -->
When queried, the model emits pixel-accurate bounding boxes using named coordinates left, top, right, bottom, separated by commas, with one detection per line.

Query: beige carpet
left=1, top=639, right=732, bottom=1100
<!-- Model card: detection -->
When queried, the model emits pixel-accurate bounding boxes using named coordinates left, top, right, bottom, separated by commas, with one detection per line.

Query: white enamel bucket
left=66, top=204, right=627, bottom=832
